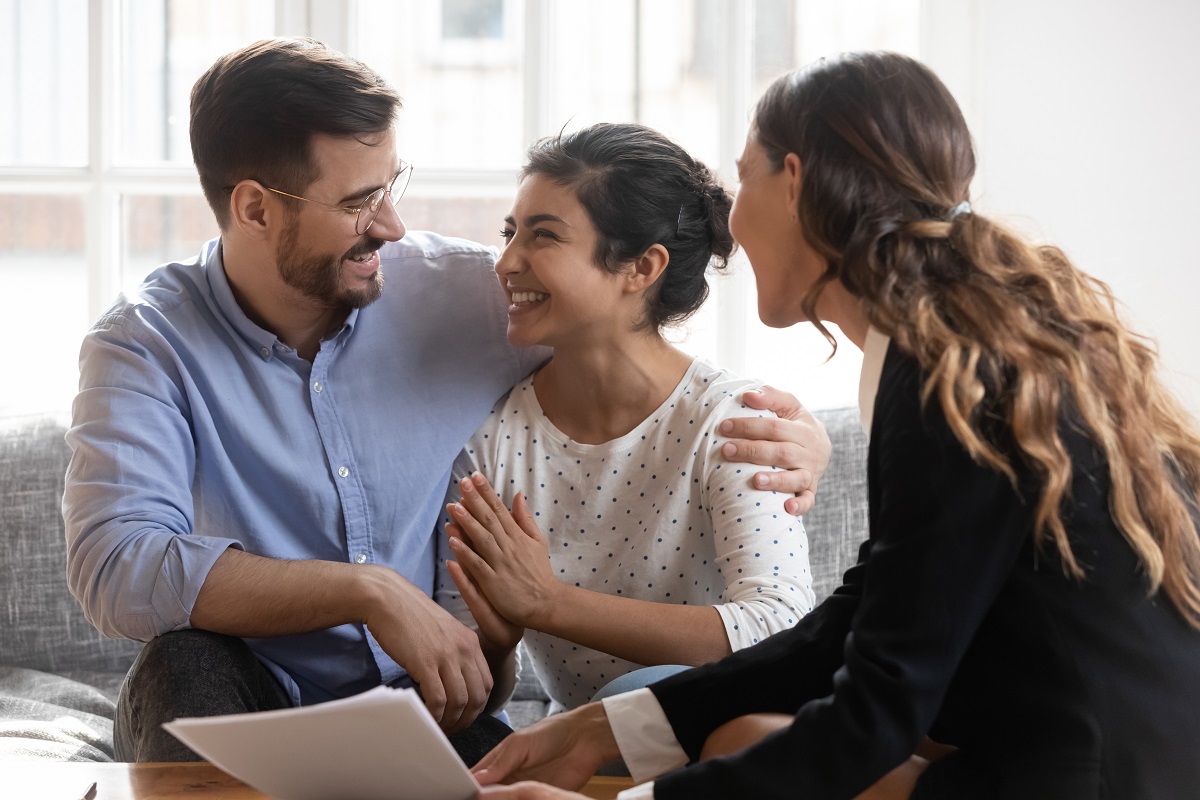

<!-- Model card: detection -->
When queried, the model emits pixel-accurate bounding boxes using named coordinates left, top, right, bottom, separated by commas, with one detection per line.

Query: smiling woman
left=436, top=122, right=817, bottom=716
left=495, top=177, right=634, bottom=351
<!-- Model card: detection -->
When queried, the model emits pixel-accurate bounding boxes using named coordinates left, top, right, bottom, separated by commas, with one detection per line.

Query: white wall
left=925, top=0, right=1200, bottom=418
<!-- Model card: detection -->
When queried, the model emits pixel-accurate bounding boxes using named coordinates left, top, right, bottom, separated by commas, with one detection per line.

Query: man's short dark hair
left=189, top=37, right=402, bottom=230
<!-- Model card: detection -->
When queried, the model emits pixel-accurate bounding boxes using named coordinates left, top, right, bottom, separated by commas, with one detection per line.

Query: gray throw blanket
left=0, top=667, right=117, bottom=761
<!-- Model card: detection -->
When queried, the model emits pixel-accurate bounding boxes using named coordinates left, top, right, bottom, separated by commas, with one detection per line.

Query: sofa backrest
left=0, top=406, right=869, bottom=678
left=1, top=414, right=142, bottom=674
left=802, top=406, right=870, bottom=603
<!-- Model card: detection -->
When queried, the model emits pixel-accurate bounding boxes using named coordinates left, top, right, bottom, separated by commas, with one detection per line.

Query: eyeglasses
left=267, top=161, right=413, bottom=235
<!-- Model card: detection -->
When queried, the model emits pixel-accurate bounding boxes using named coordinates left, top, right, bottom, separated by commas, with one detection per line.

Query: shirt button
left=338, top=466, right=350, bottom=478
left=355, top=553, right=368, bottom=564
left=259, top=347, right=270, bottom=358
left=313, top=380, right=323, bottom=393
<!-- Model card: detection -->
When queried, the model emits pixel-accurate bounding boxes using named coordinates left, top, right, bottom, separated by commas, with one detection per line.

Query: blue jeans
left=590, top=664, right=692, bottom=703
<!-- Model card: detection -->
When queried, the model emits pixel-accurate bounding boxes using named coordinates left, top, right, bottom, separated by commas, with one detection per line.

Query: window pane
left=753, top=0, right=922, bottom=93
left=0, top=0, right=88, bottom=167
left=357, top=0, right=526, bottom=170
left=121, top=194, right=218, bottom=295
left=544, top=2, right=636, bottom=132
left=742, top=308, right=865, bottom=411
left=401, top=193, right=514, bottom=255
left=0, top=194, right=88, bottom=413
left=738, top=0, right=919, bottom=410
left=117, top=0, right=275, bottom=165
left=544, top=1, right=721, bottom=167
left=634, top=0, right=721, bottom=167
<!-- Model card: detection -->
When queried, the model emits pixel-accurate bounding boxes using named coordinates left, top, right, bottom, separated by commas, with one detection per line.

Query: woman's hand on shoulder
left=719, top=385, right=831, bottom=516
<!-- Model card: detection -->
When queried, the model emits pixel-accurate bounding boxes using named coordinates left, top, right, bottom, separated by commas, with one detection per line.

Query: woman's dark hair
left=754, top=51, right=1200, bottom=626
left=190, top=37, right=402, bottom=230
left=522, top=122, right=734, bottom=332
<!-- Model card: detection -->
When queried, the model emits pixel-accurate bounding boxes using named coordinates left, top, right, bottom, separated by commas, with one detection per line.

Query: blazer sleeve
left=650, top=347, right=1035, bottom=800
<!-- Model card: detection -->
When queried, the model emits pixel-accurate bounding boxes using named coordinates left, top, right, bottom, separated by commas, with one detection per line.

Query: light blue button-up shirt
left=63, top=232, right=544, bottom=705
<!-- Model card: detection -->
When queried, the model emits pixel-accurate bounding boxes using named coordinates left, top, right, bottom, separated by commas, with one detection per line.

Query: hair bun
left=695, top=172, right=735, bottom=263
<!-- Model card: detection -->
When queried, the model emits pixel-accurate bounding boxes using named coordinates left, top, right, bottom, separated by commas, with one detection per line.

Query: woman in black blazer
left=473, top=51, right=1200, bottom=800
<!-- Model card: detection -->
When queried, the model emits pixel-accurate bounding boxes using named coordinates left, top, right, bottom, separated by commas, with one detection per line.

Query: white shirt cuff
left=617, top=781, right=657, bottom=800
left=601, top=688, right=689, bottom=784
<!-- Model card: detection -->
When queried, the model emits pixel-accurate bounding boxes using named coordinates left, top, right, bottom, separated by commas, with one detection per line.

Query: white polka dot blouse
left=438, top=358, right=815, bottom=711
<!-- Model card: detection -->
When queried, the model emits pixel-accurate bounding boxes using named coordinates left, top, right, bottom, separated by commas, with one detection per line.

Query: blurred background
left=2, top=0, right=1197, bottom=420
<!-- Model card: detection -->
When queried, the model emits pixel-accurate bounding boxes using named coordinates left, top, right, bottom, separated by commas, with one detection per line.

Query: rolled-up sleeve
left=63, top=310, right=241, bottom=641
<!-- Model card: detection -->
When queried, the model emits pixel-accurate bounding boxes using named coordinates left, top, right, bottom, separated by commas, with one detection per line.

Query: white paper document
left=163, top=685, right=480, bottom=800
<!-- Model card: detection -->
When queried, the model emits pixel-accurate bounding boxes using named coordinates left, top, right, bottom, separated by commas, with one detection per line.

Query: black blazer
left=650, top=342, right=1200, bottom=800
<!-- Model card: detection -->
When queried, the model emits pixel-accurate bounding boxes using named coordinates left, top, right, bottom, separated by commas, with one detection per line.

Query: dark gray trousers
left=114, top=629, right=511, bottom=766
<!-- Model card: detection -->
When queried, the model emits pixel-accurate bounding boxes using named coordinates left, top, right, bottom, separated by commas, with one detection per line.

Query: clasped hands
left=445, top=473, right=553, bottom=651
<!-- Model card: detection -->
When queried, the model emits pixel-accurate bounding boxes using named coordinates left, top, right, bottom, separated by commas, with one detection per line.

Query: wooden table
left=6, top=761, right=635, bottom=799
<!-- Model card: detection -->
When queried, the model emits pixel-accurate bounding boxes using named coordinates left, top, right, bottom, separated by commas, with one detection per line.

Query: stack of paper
left=163, top=685, right=480, bottom=800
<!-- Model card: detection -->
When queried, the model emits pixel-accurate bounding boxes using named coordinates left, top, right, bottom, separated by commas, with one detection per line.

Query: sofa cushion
left=802, top=406, right=870, bottom=602
left=0, top=413, right=141, bottom=675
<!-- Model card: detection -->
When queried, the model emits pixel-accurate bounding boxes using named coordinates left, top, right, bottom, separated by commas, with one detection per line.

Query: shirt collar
left=857, top=325, right=891, bottom=438
left=204, top=239, right=360, bottom=361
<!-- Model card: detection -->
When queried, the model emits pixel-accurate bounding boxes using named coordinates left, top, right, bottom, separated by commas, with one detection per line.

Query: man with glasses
left=62, top=37, right=829, bottom=767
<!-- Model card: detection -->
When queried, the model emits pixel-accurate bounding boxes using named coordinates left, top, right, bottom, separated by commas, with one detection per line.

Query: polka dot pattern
left=439, top=359, right=815, bottom=710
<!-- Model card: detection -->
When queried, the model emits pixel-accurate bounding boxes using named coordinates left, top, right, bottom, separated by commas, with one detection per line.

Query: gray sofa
left=0, top=406, right=868, bottom=761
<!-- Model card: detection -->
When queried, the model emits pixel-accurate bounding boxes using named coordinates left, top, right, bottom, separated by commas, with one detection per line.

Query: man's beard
left=277, top=215, right=386, bottom=309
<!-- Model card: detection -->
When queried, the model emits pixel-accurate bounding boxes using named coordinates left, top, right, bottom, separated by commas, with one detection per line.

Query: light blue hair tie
left=946, top=201, right=972, bottom=221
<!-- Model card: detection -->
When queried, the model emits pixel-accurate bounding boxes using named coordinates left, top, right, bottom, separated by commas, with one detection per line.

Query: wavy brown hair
left=754, top=51, right=1200, bottom=626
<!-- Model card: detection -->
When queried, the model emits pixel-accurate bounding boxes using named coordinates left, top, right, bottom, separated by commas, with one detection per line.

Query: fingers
left=435, top=636, right=492, bottom=734
left=416, top=651, right=475, bottom=731
left=720, top=413, right=831, bottom=507
left=721, top=406, right=831, bottom=466
left=511, top=492, right=546, bottom=544
left=438, top=677, right=479, bottom=735
left=721, top=412, right=794, bottom=443
left=784, top=491, right=816, bottom=517
left=400, top=606, right=492, bottom=732
left=749, top=464, right=815, bottom=494
left=473, top=737, right=521, bottom=784
left=448, top=524, right=496, bottom=581
left=450, top=500, right=506, bottom=563
left=722, top=437, right=806, bottom=473
left=462, top=473, right=526, bottom=541
left=739, top=385, right=807, bottom=420
left=448, top=559, right=520, bottom=649
left=447, top=556, right=490, bottom=609
left=416, top=659, right=450, bottom=726
left=471, top=472, right=518, bottom=522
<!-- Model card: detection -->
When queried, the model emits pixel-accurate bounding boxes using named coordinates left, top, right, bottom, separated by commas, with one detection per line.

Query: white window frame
left=1, top=0, right=968, bottom=398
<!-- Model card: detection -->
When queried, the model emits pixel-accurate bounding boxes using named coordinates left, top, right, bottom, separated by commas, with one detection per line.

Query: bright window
left=0, top=0, right=919, bottom=415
